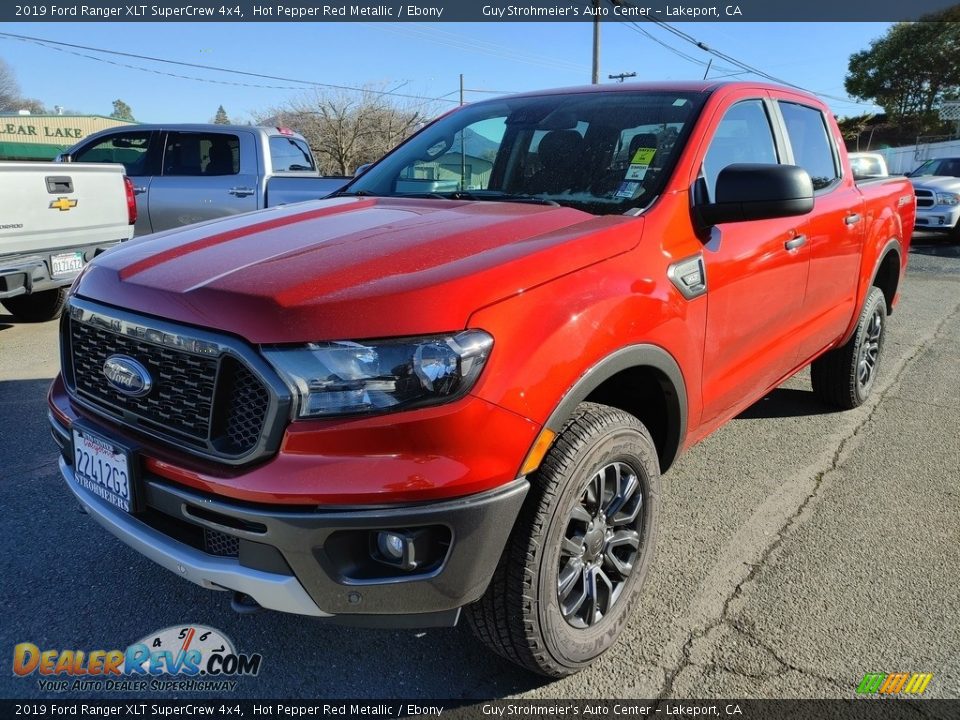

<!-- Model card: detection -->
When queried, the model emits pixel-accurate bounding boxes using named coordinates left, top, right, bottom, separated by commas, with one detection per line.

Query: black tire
left=811, top=286, right=887, bottom=409
left=0, top=288, right=68, bottom=323
left=467, top=402, right=660, bottom=677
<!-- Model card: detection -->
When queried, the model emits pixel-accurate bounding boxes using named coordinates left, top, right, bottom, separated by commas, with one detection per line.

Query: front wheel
left=467, top=402, right=660, bottom=677
left=811, top=286, right=887, bottom=409
left=1, top=287, right=68, bottom=322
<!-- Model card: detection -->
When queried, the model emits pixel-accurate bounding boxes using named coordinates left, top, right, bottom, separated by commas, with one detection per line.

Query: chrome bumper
left=59, top=457, right=330, bottom=617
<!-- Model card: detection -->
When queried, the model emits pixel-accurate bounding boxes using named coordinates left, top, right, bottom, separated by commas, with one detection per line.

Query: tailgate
left=0, top=162, right=133, bottom=257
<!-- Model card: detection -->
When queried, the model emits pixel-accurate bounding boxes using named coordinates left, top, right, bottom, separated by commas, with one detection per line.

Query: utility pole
left=591, top=0, right=601, bottom=84
left=608, top=72, right=637, bottom=83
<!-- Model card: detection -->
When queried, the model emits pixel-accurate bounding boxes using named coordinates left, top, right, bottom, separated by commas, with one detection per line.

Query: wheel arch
left=543, top=344, right=688, bottom=472
left=870, top=238, right=903, bottom=315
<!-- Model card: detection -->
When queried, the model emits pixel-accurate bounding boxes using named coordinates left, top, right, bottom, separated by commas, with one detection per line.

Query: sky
left=0, top=21, right=890, bottom=123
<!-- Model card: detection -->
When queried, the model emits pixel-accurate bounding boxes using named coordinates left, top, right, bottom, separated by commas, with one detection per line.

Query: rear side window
left=163, top=132, right=239, bottom=176
left=779, top=102, right=839, bottom=191
left=270, top=137, right=316, bottom=173
left=73, top=131, right=151, bottom=175
left=702, top=100, right=778, bottom=200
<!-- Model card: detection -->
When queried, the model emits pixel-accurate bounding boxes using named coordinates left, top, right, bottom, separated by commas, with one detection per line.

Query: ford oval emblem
left=102, top=355, right=153, bottom=397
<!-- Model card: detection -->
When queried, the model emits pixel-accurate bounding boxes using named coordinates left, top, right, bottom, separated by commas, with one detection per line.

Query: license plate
left=51, top=251, right=85, bottom=277
left=72, top=428, right=134, bottom=513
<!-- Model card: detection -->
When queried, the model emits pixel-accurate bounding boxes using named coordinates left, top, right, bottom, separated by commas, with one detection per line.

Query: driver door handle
left=784, top=235, right=807, bottom=251
left=844, top=213, right=861, bottom=225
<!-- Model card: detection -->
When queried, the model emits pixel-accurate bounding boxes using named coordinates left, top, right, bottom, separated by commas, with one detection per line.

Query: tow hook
left=230, top=592, right=262, bottom=615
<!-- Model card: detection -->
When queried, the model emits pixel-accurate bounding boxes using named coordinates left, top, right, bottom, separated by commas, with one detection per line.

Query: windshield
left=344, top=90, right=707, bottom=215
left=910, top=158, right=960, bottom=178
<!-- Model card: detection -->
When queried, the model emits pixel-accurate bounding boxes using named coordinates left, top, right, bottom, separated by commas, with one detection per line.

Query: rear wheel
left=1, top=287, right=68, bottom=322
left=811, top=286, right=887, bottom=409
left=467, top=402, right=660, bottom=676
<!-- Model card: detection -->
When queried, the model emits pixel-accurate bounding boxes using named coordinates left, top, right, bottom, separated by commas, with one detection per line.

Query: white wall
left=877, top=138, right=960, bottom=174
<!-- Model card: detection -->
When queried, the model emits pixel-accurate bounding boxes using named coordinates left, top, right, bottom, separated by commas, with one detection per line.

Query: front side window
left=779, top=101, right=839, bottom=191
left=702, top=100, right=779, bottom=200
left=344, top=91, right=707, bottom=215
left=74, top=131, right=151, bottom=175
left=163, top=132, right=239, bottom=176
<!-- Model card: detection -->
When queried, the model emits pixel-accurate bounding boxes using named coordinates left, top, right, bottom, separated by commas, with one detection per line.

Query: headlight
left=936, top=192, right=959, bottom=206
left=263, top=330, right=493, bottom=418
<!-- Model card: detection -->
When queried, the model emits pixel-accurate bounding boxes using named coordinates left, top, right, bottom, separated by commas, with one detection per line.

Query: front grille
left=204, top=528, right=240, bottom=557
left=71, top=320, right=217, bottom=444
left=915, top=189, right=934, bottom=208
left=65, top=304, right=278, bottom=462
left=213, top=358, right=271, bottom=455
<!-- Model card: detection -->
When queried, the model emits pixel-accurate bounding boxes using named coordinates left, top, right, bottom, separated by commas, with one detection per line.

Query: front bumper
left=51, top=413, right=527, bottom=626
left=914, top=203, right=960, bottom=230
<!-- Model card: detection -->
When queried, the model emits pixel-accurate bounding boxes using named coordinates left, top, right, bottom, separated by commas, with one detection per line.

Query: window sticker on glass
left=615, top=181, right=642, bottom=198
left=625, top=148, right=656, bottom=181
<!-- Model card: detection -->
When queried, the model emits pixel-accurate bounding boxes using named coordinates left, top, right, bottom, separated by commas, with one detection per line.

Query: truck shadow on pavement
left=735, top=387, right=840, bottom=420
left=909, top=242, right=960, bottom=259
left=0, top=377, right=551, bottom=700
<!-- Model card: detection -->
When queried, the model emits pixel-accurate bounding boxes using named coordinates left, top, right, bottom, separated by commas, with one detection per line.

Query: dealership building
left=0, top=113, right=136, bottom=161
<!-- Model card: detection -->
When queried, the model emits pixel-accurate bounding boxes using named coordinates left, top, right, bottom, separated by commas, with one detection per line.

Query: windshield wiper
left=446, top=191, right=561, bottom=207
left=331, top=189, right=379, bottom=198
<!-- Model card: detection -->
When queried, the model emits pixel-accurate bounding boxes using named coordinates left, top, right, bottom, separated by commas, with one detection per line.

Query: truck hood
left=909, top=175, right=960, bottom=192
left=75, top=197, right=642, bottom=343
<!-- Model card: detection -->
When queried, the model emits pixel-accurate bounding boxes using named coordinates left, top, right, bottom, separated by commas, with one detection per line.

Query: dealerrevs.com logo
left=13, top=625, right=262, bottom=693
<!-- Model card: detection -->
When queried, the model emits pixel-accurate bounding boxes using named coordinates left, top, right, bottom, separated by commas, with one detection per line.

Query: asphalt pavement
left=0, top=236, right=957, bottom=701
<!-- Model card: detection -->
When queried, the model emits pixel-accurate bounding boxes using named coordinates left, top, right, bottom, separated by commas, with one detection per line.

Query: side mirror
left=354, top=163, right=372, bottom=177
left=55, top=153, right=73, bottom=163
left=695, top=164, right=814, bottom=228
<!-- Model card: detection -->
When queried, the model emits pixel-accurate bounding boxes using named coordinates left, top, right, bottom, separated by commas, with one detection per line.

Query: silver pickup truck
left=1, top=161, right=135, bottom=321
left=906, top=156, right=960, bottom=241
left=57, top=124, right=349, bottom=236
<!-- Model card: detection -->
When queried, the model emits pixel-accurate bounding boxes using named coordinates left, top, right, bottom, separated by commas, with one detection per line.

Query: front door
left=697, top=98, right=811, bottom=424
left=71, top=129, right=157, bottom=236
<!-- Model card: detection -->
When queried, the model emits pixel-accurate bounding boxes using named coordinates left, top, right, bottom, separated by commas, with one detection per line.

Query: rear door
left=697, top=96, right=812, bottom=424
left=774, top=97, right=865, bottom=362
left=147, top=130, right=259, bottom=232
left=70, top=129, right=157, bottom=236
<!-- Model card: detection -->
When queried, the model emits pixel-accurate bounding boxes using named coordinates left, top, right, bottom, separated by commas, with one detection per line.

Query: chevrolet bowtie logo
left=49, top=197, right=78, bottom=211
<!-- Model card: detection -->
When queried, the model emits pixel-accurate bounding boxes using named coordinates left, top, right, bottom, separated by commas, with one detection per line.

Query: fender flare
left=543, top=344, right=688, bottom=469
left=870, top=238, right=903, bottom=307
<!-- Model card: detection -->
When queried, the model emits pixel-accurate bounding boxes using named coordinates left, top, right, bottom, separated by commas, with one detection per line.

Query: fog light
left=372, top=530, right=418, bottom=571
left=377, top=532, right=406, bottom=561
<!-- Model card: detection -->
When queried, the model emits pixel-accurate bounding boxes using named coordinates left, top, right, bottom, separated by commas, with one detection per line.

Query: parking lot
left=0, top=236, right=957, bottom=701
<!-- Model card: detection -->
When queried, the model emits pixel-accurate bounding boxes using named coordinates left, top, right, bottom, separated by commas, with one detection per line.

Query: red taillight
left=123, top=176, right=137, bottom=226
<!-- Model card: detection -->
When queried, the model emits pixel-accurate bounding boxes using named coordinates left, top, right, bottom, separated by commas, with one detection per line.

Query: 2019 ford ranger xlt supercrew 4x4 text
left=48, top=82, right=915, bottom=677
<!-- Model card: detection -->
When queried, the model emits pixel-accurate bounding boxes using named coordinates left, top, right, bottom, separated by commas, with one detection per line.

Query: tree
left=212, top=105, right=230, bottom=124
left=0, top=58, right=20, bottom=112
left=256, top=86, right=431, bottom=175
left=110, top=99, right=135, bottom=121
left=845, top=9, right=960, bottom=130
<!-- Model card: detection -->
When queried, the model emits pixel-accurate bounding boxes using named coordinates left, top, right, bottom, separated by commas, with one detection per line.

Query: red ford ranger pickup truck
left=48, top=82, right=915, bottom=676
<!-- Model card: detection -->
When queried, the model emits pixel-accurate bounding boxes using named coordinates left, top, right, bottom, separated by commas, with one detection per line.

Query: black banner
left=1, top=0, right=959, bottom=23
left=2, top=700, right=960, bottom=720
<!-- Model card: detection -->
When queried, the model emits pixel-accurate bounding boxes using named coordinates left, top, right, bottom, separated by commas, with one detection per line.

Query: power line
left=631, top=17, right=871, bottom=106
left=369, top=23, right=590, bottom=74
left=0, top=31, right=461, bottom=104
left=623, top=22, right=739, bottom=77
